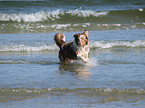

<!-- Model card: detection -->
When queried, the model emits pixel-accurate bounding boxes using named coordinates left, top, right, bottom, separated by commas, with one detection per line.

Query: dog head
left=73, top=30, right=89, bottom=46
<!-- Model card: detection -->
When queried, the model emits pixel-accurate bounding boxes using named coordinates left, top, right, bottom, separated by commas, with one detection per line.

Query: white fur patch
left=80, top=35, right=85, bottom=39
left=62, top=35, right=65, bottom=42
left=72, top=40, right=89, bottom=63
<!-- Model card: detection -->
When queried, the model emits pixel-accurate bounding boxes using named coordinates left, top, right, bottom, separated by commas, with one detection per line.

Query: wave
left=0, top=10, right=108, bottom=23
left=90, top=40, right=145, bottom=49
left=1, top=23, right=145, bottom=34
left=1, top=87, right=145, bottom=94
left=1, top=88, right=145, bottom=102
left=0, top=8, right=144, bottom=23
left=0, top=44, right=58, bottom=52
left=0, top=8, right=145, bottom=33
left=0, top=40, right=145, bottom=52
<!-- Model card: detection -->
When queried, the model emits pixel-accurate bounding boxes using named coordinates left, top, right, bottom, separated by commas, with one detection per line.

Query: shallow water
left=1, top=29, right=145, bottom=107
left=0, top=0, right=145, bottom=108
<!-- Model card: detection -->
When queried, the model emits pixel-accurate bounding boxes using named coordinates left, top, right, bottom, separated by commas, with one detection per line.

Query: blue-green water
left=0, top=0, right=145, bottom=108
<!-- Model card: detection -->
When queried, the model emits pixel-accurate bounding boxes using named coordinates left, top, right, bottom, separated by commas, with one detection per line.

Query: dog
left=54, top=30, right=89, bottom=63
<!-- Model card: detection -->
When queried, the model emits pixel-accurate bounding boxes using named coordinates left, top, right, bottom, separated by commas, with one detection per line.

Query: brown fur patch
left=74, top=34, right=88, bottom=46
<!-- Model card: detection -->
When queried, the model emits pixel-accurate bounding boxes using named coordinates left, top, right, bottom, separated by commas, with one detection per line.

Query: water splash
left=85, top=57, right=100, bottom=67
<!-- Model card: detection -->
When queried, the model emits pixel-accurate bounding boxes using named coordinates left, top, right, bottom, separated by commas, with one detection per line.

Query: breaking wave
left=1, top=87, right=145, bottom=102
left=0, top=8, right=144, bottom=24
left=0, top=44, right=58, bottom=52
left=0, top=40, right=145, bottom=52
left=0, top=8, right=145, bottom=33
left=0, top=10, right=108, bottom=23
left=90, top=40, right=145, bottom=49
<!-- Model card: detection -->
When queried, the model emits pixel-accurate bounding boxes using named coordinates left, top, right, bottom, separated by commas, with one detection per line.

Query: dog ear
left=83, top=30, right=89, bottom=38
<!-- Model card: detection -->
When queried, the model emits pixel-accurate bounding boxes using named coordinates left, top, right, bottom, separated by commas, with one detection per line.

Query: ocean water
left=0, top=0, right=145, bottom=108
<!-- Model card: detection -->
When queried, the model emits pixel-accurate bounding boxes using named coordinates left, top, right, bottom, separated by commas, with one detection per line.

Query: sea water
left=0, top=0, right=145, bottom=108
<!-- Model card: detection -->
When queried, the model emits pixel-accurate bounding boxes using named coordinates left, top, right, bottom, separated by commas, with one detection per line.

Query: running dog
left=54, top=30, right=89, bottom=63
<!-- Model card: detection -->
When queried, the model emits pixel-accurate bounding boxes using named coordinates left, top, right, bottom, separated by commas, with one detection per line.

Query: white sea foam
left=51, top=23, right=90, bottom=30
left=51, top=24, right=71, bottom=29
left=139, top=8, right=143, bottom=11
left=0, top=40, right=144, bottom=52
left=0, top=10, right=60, bottom=22
left=66, top=9, right=108, bottom=17
left=0, top=10, right=108, bottom=22
left=0, top=44, right=58, bottom=52
left=90, top=40, right=145, bottom=49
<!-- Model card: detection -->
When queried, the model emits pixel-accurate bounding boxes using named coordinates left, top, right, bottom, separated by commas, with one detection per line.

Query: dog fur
left=54, top=30, right=89, bottom=63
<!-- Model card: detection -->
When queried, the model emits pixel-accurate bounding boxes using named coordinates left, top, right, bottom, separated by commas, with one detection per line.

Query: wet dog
left=54, top=30, right=89, bottom=63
